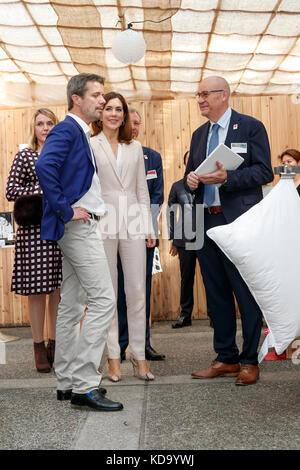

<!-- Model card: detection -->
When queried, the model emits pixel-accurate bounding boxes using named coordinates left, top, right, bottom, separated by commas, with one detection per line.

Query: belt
left=205, top=205, right=222, bottom=215
left=88, top=212, right=101, bottom=221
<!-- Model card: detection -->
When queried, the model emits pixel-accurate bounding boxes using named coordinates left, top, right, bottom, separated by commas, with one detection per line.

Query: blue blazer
left=143, top=146, right=164, bottom=244
left=35, top=115, right=95, bottom=241
left=184, top=109, right=273, bottom=223
left=143, top=146, right=164, bottom=206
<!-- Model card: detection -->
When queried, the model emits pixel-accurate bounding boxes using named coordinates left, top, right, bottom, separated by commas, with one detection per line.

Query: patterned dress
left=6, top=148, right=62, bottom=295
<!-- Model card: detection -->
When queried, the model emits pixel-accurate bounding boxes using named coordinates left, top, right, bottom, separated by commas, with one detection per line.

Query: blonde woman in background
left=6, top=109, right=62, bottom=373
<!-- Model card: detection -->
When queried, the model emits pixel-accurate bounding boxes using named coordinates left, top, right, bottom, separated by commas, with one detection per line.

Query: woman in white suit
left=91, top=92, right=156, bottom=382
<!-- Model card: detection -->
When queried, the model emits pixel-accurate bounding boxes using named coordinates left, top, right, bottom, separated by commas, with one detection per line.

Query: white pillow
left=207, top=179, right=300, bottom=357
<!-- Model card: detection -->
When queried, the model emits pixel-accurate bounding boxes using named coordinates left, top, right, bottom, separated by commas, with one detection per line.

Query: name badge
left=231, top=143, right=247, bottom=154
left=146, top=169, right=157, bottom=180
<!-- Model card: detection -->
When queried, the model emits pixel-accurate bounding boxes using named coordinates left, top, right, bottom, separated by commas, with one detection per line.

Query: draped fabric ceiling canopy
left=0, top=0, right=300, bottom=107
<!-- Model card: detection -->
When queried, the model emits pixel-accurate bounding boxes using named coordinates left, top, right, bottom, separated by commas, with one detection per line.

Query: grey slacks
left=55, top=218, right=115, bottom=394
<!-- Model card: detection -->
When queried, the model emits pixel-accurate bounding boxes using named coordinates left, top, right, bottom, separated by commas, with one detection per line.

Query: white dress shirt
left=68, top=113, right=106, bottom=216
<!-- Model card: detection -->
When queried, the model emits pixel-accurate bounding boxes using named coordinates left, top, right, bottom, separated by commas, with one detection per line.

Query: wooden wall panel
left=0, top=95, right=300, bottom=326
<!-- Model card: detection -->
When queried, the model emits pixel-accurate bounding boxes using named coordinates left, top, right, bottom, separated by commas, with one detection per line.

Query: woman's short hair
left=91, top=92, right=132, bottom=144
left=279, top=148, right=300, bottom=163
left=29, top=108, right=58, bottom=152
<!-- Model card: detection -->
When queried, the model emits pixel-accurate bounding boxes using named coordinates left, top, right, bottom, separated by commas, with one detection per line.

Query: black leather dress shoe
left=145, top=345, right=165, bottom=361
left=57, top=387, right=107, bottom=401
left=172, top=318, right=192, bottom=329
left=71, top=389, right=123, bottom=411
left=57, top=389, right=72, bottom=401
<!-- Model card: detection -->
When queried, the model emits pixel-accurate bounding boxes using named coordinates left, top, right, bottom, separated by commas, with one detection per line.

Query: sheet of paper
left=194, top=143, right=244, bottom=176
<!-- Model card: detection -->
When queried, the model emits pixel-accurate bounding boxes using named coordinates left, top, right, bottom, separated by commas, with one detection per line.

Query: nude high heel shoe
left=130, top=357, right=155, bottom=381
left=108, top=358, right=122, bottom=383
left=108, top=373, right=122, bottom=383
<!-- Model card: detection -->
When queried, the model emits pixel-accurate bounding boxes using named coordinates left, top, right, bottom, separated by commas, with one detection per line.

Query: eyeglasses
left=195, top=90, right=224, bottom=100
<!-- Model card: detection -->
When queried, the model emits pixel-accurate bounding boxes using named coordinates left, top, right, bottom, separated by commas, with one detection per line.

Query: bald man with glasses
left=185, top=76, right=273, bottom=385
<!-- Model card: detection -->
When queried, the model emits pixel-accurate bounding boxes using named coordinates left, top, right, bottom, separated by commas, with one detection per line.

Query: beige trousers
left=104, top=237, right=146, bottom=360
left=56, top=219, right=115, bottom=394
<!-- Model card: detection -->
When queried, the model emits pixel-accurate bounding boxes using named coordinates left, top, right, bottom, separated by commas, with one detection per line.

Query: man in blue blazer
left=117, top=108, right=166, bottom=361
left=185, top=76, right=273, bottom=385
left=36, top=73, right=123, bottom=411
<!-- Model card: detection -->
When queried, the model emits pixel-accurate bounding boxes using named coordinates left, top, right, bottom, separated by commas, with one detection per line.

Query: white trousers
left=104, top=237, right=146, bottom=360
left=55, top=219, right=115, bottom=394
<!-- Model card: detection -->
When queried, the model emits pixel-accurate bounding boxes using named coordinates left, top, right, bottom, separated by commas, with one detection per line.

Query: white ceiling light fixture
left=112, top=10, right=179, bottom=65
left=112, top=24, right=146, bottom=65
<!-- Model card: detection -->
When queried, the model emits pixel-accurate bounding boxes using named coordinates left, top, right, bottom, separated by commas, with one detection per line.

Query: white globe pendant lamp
left=112, top=24, right=146, bottom=64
